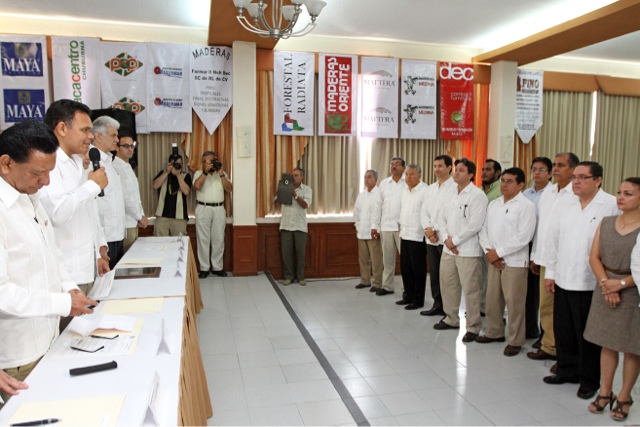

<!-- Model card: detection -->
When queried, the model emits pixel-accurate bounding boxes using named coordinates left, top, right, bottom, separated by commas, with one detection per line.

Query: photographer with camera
left=152, top=144, right=192, bottom=237
left=193, top=151, right=232, bottom=278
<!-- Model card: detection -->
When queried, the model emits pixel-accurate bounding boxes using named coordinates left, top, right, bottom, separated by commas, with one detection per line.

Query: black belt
left=197, top=201, right=223, bottom=207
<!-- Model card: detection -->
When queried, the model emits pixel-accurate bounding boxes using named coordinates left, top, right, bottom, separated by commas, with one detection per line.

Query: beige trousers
left=357, top=239, right=383, bottom=288
left=538, top=266, right=556, bottom=355
left=485, top=265, right=528, bottom=346
left=0, top=357, right=41, bottom=408
left=440, top=253, right=483, bottom=334
left=154, top=217, right=187, bottom=237
left=380, top=231, right=401, bottom=292
left=124, top=226, right=138, bottom=253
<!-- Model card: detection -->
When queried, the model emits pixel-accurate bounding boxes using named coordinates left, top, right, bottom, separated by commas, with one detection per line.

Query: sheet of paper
left=66, top=315, right=136, bottom=337
left=52, top=318, right=144, bottom=359
left=8, top=394, right=125, bottom=427
left=117, top=257, right=163, bottom=266
left=101, top=298, right=164, bottom=315
left=88, top=270, right=116, bottom=299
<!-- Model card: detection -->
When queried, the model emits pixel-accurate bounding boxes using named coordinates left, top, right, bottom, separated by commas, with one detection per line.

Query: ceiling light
left=232, top=0, right=327, bottom=39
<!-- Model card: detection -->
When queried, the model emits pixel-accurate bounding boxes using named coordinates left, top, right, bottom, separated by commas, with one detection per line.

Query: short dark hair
left=202, top=151, right=216, bottom=158
left=294, top=167, right=305, bottom=177
left=0, top=120, right=59, bottom=163
left=502, top=167, right=526, bottom=184
left=555, top=152, right=580, bottom=168
left=484, top=158, right=502, bottom=172
left=531, top=157, right=552, bottom=173
left=577, top=161, right=603, bottom=180
left=44, top=99, right=92, bottom=130
left=434, top=154, right=453, bottom=168
left=168, top=154, right=183, bottom=162
left=455, top=158, right=476, bottom=180
left=623, top=177, right=640, bottom=188
left=391, top=157, right=406, bottom=167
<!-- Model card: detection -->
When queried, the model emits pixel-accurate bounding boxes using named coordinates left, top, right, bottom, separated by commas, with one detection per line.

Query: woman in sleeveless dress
left=584, top=177, right=640, bottom=421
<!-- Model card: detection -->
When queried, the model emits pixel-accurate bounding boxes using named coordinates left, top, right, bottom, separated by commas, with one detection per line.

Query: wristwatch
left=620, top=279, right=627, bottom=287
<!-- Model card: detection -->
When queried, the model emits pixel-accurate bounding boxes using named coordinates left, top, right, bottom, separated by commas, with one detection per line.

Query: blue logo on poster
left=4, top=89, right=45, bottom=122
left=1, top=42, right=44, bottom=76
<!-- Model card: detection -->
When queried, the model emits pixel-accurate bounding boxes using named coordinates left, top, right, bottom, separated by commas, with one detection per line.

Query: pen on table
left=10, top=418, right=61, bottom=426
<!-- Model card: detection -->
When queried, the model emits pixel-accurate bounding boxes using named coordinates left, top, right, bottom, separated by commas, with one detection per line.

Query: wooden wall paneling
left=232, top=225, right=258, bottom=276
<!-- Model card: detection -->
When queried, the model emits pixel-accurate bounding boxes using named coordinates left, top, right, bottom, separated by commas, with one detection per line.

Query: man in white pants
left=193, top=151, right=232, bottom=278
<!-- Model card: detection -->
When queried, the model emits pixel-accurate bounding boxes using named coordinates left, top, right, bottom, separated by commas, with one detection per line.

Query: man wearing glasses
left=112, top=135, right=148, bottom=253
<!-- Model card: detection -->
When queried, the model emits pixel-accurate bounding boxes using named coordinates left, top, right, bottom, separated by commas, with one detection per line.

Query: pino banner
left=101, top=42, right=149, bottom=134
left=360, top=57, right=399, bottom=139
left=400, top=59, right=437, bottom=140
left=439, top=62, right=474, bottom=140
left=51, top=36, right=101, bottom=108
left=0, top=35, right=50, bottom=129
left=147, top=42, right=192, bottom=133
left=515, top=69, right=543, bottom=144
left=189, top=45, right=233, bottom=135
left=273, top=51, right=314, bottom=136
left=318, top=54, right=358, bottom=136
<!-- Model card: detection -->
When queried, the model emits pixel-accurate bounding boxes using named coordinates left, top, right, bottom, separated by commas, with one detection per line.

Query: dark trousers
left=400, top=238, right=427, bottom=306
left=107, top=240, right=124, bottom=270
left=525, top=243, right=540, bottom=337
left=553, top=285, right=601, bottom=390
left=427, top=244, right=444, bottom=310
left=281, top=230, right=307, bottom=281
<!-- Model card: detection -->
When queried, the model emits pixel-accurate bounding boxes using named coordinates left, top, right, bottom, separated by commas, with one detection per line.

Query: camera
left=170, top=143, right=182, bottom=170
left=209, top=157, right=223, bottom=173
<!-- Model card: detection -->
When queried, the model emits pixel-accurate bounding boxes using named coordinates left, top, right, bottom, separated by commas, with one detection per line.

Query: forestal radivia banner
left=273, top=51, right=315, bottom=136
left=147, top=42, right=192, bottom=133
left=189, top=45, right=233, bottom=135
left=400, top=60, right=437, bottom=140
left=439, top=62, right=474, bottom=140
left=101, top=42, right=149, bottom=134
left=318, top=54, right=358, bottom=136
left=360, top=57, right=399, bottom=138
left=51, top=36, right=101, bottom=109
left=515, top=69, right=544, bottom=144
left=0, top=34, right=50, bottom=129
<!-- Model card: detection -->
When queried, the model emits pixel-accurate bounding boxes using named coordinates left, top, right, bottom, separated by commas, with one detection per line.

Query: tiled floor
left=198, top=274, right=640, bottom=426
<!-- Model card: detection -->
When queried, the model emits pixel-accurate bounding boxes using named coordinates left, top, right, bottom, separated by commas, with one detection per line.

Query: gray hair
left=91, top=116, right=120, bottom=136
left=365, top=169, right=378, bottom=180
left=406, top=164, right=422, bottom=175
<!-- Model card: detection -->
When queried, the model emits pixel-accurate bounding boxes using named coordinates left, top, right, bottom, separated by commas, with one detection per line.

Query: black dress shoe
left=420, top=307, right=445, bottom=316
left=396, top=299, right=411, bottom=305
left=543, top=375, right=579, bottom=385
left=369, top=287, right=379, bottom=292
left=376, top=289, right=394, bottom=296
left=198, top=271, right=209, bottom=279
left=405, top=303, right=424, bottom=310
left=462, top=332, right=478, bottom=343
left=433, top=320, right=459, bottom=330
left=577, top=386, right=598, bottom=400
left=211, top=270, right=227, bottom=277
left=355, top=283, right=371, bottom=289
left=532, top=338, right=542, bottom=349
left=475, top=335, right=506, bottom=343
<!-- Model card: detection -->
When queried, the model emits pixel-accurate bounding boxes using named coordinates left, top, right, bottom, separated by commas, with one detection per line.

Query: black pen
left=11, top=418, right=60, bottom=426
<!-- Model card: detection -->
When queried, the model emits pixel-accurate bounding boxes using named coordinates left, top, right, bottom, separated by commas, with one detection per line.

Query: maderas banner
left=0, top=34, right=50, bottom=129
left=360, top=57, right=399, bottom=139
left=147, top=42, right=192, bottom=133
left=189, top=45, right=233, bottom=135
left=515, top=69, right=544, bottom=144
left=439, top=62, right=474, bottom=140
left=273, top=51, right=314, bottom=136
left=400, top=60, right=437, bottom=140
left=318, top=54, right=358, bottom=136
left=51, top=36, right=101, bottom=109
left=101, top=42, right=149, bottom=134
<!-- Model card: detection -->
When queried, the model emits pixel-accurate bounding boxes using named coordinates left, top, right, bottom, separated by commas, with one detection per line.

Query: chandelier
left=232, top=0, right=327, bottom=40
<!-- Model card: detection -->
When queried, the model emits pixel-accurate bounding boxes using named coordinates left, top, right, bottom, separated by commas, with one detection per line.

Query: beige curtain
left=370, top=138, right=448, bottom=186
left=536, top=90, right=593, bottom=162
left=591, top=91, right=640, bottom=194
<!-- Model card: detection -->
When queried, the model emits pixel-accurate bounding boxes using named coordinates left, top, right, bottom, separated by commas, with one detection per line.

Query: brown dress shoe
left=475, top=335, right=506, bottom=344
left=550, top=362, right=558, bottom=374
left=504, top=345, right=521, bottom=357
left=527, top=349, right=557, bottom=360
left=532, top=338, right=542, bottom=349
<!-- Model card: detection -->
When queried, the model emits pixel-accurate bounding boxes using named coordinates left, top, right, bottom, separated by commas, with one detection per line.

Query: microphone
left=89, top=147, right=104, bottom=197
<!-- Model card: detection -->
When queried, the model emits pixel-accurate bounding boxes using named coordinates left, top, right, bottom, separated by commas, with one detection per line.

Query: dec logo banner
left=439, top=62, right=474, bottom=140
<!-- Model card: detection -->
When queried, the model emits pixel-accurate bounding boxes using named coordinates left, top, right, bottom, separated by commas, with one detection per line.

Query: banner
left=51, top=36, right=101, bottom=108
left=273, top=51, right=314, bottom=136
left=439, top=62, right=474, bottom=140
left=360, top=57, right=399, bottom=138
left=189, top=45, right=233, bottom=135
left=515, top=69, right=544, bottom=144
left=400, top=60, right=437, bottom=139
left=101, top=42, right=148, bottom=134
left=318, top=54, right=358, bottom=136
left=0, top=35, right=50, bottom=129
left=147, top=42, right=192, bottom=133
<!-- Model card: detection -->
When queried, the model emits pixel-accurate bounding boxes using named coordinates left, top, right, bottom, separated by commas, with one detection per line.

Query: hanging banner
left=273, top=51, right=314, bottom=136
left=439, top=62, right=474, bottom=140
left=400, top=60, right=437, bottom=140
left=515, top=69, right=544, bottom=144
left=318, top=54, right=358, bottom=136
left=100, top=42, right=148, bottom=134
left=360, top=57, right=399, bottom=139
left=0, top=35, right=50, bottom=129
left=51, top=36, right=101, bottom=108
left=189, top=45, right=233, bottom=135
left=147, top=42, right=192, bottom=133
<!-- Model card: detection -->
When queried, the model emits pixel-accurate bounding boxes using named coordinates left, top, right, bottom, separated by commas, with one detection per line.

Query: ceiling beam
left=473, top=0, right=640, bottom=65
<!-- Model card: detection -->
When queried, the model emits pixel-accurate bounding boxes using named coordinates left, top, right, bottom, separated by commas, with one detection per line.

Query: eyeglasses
left=531, top=168, right=548, bottom=173
left=117, top=143, right=136, bottom=149
left=571, top=175, right=595, bottom=182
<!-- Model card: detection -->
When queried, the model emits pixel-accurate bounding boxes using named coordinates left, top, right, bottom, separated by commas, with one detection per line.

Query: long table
left=0, top=237, right=211, bottom=426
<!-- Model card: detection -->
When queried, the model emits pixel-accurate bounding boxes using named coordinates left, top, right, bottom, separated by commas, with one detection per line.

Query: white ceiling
left=1, top=0, right=638, bottom=63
